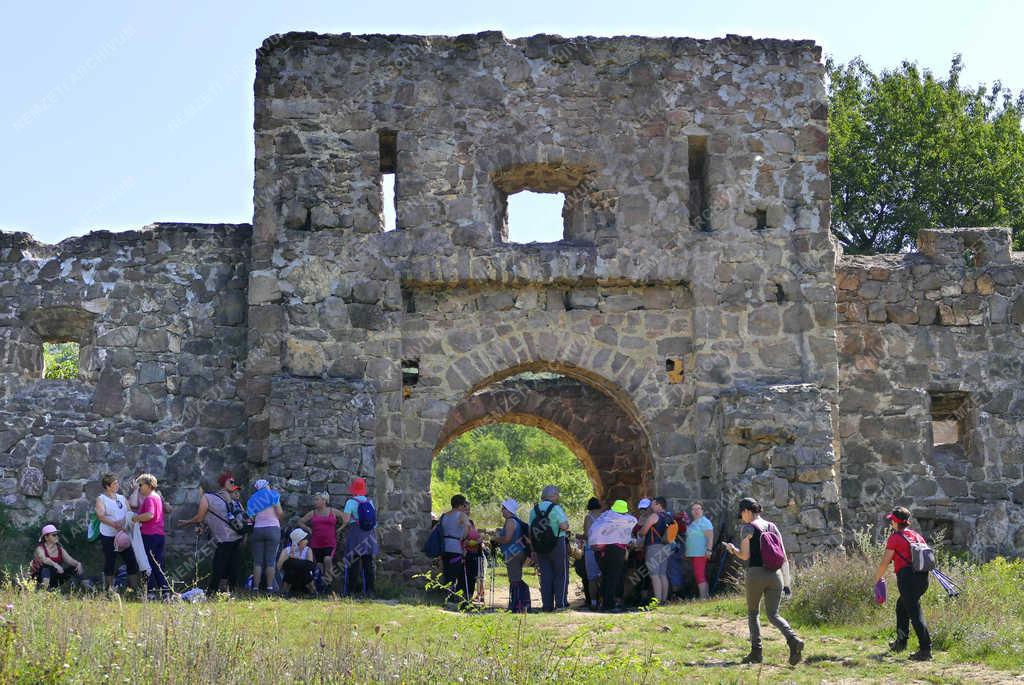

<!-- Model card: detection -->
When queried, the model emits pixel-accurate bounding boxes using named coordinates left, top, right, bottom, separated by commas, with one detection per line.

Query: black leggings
left=597, top=546, right=626, bottom=611
left=100, top=534, right=139, bottom=576
left=896, top=567, right=931, bottom=650
left=442, top=552, right=468, bottom=601
left=209, top=540, right=242, bottom=595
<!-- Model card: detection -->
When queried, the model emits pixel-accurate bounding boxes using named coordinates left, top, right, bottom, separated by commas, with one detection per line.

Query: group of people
left=432, top=487, right=719, bottom=614
left=431, top=488, right=935, bottom=667
left=30, top=472, right=379, bottom=600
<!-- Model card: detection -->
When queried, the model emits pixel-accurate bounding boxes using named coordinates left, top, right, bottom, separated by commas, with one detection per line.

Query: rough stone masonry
left=1, top=32, right=1021, bottom=577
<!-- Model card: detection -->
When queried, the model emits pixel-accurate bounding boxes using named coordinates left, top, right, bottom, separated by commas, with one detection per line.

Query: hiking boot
left=740, top=647, right=763, bottom=664
left=788, top=637, right=804, bottom=665
left=908, top=650, right=932, bottom=661
left=888, top=639, right=908, bottom=653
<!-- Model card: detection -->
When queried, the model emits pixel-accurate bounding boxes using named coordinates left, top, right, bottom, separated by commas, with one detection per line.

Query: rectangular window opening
left=42, top=341, right=80, bottom=380
left=688, top=136, right=709, bottom=232
left=379, top=130, right=398, bottom=232
left=505, top=190, right=566, bottom=244
left=402, top=359, right=420, bottom=387
left=929, top=391, right=968, bottom=448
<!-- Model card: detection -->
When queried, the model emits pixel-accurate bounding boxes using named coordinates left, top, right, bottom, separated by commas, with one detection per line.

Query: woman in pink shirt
left=299, top=492, right=345, bottom=584
left=132, top=473, right=168, bottom=596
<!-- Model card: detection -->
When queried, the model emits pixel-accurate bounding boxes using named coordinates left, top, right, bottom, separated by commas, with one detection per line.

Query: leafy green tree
left=828, top=56, right=1024, bottom=253
left=42, top=342, right=79, bottom=380
left=431, top=423, right=595, bottom=515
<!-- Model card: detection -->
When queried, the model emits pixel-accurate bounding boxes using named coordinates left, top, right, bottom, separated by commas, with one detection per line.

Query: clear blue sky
left=2, top=0, right=1020, bottom=245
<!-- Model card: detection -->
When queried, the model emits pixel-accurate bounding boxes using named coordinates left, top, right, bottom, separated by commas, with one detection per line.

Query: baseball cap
left=886, top=506, right=911, bottom=523
left=638, top=498, right=652, bottom=509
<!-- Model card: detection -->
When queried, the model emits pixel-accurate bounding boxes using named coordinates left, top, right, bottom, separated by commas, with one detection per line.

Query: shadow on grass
left=804, top=653, right=862, bottom=667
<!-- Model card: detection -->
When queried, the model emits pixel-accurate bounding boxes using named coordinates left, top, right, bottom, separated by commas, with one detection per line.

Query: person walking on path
left=639, top=496, right=673, bottom=604
left=131, top=474, right=168, bottom=597
left=246, top=478, right=284, bottom=593
left=341, top=477, right=379, bottom=597
left=178, top=473, right=246, bottom=595
left=874, top=506, right=932, bottom=661
left=686, top=502, right=714, bottom=599
left=724, top=497, right=803, bottom=666
left=95, top=474, right=140, bottom=593
left=529, top=485, right=571, bottom=611
left=300, top=492, right=344, bottom=584
left=493, top=499, right=530, bottom=612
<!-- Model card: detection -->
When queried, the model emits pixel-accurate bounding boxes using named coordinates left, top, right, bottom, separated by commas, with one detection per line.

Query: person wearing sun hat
left=340, top=477, right=379, bottom=597
left=493, top=498, right=531, bottom=612
left=277, top=527, right=316, bottom=597
left=874, top=505, right=932, bottom=661
left=588, top=499, right=637, bottom=612
left=30, top=524, right=84, bottom=590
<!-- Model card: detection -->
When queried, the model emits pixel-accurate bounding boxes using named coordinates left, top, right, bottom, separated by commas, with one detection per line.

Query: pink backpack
left=752, top=519, right=786, bottom=571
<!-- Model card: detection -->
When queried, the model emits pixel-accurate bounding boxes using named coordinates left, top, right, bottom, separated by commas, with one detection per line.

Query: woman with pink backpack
left=724, top=497, right=804, bottom=666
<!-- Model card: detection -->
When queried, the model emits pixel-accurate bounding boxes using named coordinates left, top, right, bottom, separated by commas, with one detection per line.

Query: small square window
left=929, top=391, right=968, bottom=448
left=42, top=341, right=79, bottom=380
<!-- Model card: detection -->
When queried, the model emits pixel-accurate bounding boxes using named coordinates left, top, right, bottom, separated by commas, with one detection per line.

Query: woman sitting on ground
left=277, top=528, right=317, bottom=597
left=299, top=492, right=345, bottom=583
left=30, top=524, right=83, bottom=590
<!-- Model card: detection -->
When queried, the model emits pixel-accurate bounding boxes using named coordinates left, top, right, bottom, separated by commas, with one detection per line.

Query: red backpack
left=751, top=519, right=786, bottom=571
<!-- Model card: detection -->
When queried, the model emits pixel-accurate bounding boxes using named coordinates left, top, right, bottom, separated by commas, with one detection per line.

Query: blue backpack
left=423, top=520, right=445, bottom=558
left=357, top=498, right=377, bottom=531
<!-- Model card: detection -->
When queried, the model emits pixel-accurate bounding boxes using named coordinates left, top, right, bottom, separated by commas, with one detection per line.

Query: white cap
left=254, top=479, right=270, bottom=490
left=501, top=498, right=519, bottom=515
left=638, top=498, right=652, bottom=509
left=289, top=528, right=308, bottom=545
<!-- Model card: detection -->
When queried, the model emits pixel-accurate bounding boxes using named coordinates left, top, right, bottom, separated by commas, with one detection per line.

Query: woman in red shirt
left=874, top=506, right=931, bottom=661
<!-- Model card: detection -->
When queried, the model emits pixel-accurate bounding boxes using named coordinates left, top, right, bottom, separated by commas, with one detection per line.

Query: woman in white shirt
left=94, top=473, right=140, bottom=592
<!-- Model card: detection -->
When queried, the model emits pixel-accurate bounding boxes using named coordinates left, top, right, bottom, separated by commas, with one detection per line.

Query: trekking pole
left=489, top=548, right=495, bottom=608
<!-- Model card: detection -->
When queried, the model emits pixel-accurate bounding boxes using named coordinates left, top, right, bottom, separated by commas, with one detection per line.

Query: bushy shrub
left=788, top=529, right=886, bottom=626
left=926, top=556, right=1024, bottom=666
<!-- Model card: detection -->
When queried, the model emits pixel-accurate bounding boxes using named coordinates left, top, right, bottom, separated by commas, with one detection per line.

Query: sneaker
left=888, top=639, right=908, bottom=653
left=908, top=650, right=932, bottom=661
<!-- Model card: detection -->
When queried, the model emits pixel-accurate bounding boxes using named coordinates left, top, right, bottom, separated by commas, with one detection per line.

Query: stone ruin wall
left=247, top=31, right=842, bottom=575
left=5, top=32, right=1019, bottom=573
left=0, top=224, right=251, bottom=530
left=837, top=227, right=1024, bottom=558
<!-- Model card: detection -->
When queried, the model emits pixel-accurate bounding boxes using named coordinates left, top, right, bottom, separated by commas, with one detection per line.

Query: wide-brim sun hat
left=611, top=500, right=629, bottom=514
left=349, top=477, right=367, bottom=496
left=290, top=528, right=309, bottom=545
left=501, top=498, right=519, bottom=515
left=38, top=524, right=58, bottom=542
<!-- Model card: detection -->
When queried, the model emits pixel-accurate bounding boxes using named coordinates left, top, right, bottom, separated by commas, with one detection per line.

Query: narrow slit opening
left=379, top=130, right=397, bottom=232
left=688, top=136, right=709, bottom=232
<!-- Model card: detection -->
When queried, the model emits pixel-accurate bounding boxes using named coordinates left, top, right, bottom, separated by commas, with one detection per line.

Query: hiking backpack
left=423, top=520, right=445, bottom=558
left=898, top=532, right=936, bottom=573
left=653, top=511, right=679, bottom=544
left=357, top=499, right=377, bottom=531
left=751, top=519, right=786, bottom=571
left=529, top=503, right=559, bottom=555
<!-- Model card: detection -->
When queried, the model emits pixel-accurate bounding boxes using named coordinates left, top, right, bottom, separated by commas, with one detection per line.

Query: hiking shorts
left=646, top=544, right=669, bottom=577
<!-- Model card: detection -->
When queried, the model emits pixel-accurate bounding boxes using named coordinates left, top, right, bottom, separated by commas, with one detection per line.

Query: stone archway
left=434, top=368, right=654, bottom=503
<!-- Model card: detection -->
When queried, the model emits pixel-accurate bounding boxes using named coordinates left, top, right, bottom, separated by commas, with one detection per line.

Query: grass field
left=0, top=585, right=1021, bottom=685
